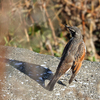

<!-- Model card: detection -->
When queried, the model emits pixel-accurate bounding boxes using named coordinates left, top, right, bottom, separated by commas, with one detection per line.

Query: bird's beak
left=65, top=25, right=74, bottom=36
left=65, top=25, right=70, bottom=29
left=65, top=25, right=73, bottom=31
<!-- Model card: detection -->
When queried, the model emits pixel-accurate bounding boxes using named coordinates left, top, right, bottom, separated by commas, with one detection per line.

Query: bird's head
left=65, top=25, right=82, bottom=38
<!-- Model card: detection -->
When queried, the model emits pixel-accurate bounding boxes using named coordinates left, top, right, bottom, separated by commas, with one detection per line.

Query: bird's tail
left=46, top=74, right=59, bottom=91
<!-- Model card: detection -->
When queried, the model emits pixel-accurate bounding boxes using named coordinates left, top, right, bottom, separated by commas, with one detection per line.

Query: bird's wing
left=61, top=38, right=73, bottom=58
left=55, top=38, right=74, bottom=76
left=69, top=42, right=86, bottom=84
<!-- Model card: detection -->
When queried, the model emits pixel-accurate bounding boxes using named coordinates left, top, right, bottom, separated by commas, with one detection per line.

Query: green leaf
left=93, top=56, right=96, bottom=61
left=33, top=47, right=40, bottom=53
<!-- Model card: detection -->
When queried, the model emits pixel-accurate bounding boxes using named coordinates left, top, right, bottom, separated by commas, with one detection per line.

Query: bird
left=46, top=25, right=86, bottom=91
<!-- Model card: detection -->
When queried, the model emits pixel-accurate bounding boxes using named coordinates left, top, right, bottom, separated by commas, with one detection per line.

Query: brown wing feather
left=69, top=42, right=86, bottom=84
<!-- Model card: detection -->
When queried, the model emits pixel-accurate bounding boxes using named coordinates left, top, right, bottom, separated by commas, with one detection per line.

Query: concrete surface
left=0, top=46, right=100, bottom=100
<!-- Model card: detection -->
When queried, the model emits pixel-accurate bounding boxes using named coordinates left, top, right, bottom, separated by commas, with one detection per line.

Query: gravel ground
left=0, top=46, right=100, bottom=100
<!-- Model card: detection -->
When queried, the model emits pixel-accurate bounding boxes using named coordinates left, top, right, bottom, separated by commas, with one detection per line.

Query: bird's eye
left=70, top=29, right=75, bottom=34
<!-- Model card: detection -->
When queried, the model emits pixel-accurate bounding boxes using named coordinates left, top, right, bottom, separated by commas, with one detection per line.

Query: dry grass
left=0, top=0, right=100, bottom=61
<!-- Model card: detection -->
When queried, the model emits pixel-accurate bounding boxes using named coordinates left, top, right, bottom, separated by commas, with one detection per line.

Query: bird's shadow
left=4, top=59, right=66, bottom=90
